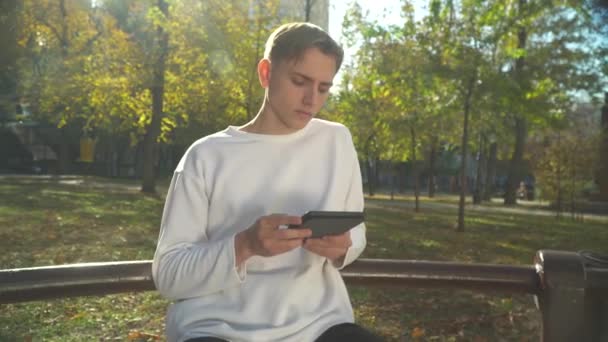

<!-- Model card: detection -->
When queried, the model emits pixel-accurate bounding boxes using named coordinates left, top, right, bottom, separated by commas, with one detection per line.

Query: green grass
left=1, top=176, right=607, bottom=341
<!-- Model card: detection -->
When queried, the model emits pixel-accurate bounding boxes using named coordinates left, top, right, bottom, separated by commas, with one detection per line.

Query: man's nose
left=302, top=86, right=317, bottom=106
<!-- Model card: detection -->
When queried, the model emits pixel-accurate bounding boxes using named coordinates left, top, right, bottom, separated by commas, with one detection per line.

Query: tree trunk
left=55, top=0, right=71, bottom=175
left=598, top=93, right=608, bottom=200
left=365, top=157, right=375, bottom=196
left=504, top=0, right=528, bottom=205
left=473, top=133, right=484, bottom=204
left=428, top=136, right=438, bottom=198
left=58, top=130, right=71, bottom=174
left=59, top=0, right=68, bottom=56
left=571, top=156, right=576, bottom=219
left=411, top=126, right=420, bottom=212
left=390, top=162, right=396, bottom=201
left=141, top=0, right=169, bottom=194
left=246, top=14, right=263, bottom=120
left=504, top=117, right=527, bottom=205
left=556, top=131, right=563, bottom=218
left=456, top=76, right=475, bottom=232
left=109, top=135, right=116, bottom=177
left=305, top=0, right=315, bottom=22
left=374, top=156, right=380, bottom=194
left=364, top=134, right=375, bottom=196
left=483, top=141, right=497, bottom=201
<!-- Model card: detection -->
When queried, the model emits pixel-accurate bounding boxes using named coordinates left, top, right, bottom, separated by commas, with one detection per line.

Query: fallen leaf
left=412, top=326, right=425, bottom=338
left=69, top=312, right=85, bottom=320
left=127, top=330, right=142, bottom=340
left=128, top=330, right=161, bottom=341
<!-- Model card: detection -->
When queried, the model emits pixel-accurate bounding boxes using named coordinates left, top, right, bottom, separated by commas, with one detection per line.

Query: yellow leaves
left=58, top=116, right=68, bottom=128
left=525, top=79, right=554, bottom=100
left=411, top=326, right=426, bottom=338
left=146, top=5, right=169, bottom=30
left=138, top=113, right=150, bottom=127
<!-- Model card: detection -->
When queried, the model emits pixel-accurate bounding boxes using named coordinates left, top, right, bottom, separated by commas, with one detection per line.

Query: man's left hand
left=303, top=231, right=352, bottom=264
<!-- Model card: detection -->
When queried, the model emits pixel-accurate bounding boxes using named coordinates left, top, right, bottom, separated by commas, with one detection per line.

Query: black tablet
left=289, top=211, right=365, bottom=238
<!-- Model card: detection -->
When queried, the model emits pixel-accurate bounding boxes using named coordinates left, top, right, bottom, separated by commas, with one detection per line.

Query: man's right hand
left=235, top=214, right=312, bottom=266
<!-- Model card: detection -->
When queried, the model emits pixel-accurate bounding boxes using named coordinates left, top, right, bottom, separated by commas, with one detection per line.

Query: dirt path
left=366, top=198, right=608, bottom=222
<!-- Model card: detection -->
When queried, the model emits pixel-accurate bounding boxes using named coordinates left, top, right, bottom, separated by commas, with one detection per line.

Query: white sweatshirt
left=152, top=118, right=366, bottom=342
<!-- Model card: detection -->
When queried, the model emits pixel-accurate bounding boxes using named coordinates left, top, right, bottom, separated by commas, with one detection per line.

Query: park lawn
left=1, top=177, right=607, bottom=341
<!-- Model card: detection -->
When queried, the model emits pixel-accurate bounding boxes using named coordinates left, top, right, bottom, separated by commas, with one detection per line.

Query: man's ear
left=258, top=59, right=271, bottom=88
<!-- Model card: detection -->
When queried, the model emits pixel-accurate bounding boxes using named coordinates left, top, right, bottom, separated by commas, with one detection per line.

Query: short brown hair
left=264, top=22, right=344, bottom=73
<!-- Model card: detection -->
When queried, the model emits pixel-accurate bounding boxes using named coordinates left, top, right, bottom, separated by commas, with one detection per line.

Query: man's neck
left=239, top=105, right=294, bottom=135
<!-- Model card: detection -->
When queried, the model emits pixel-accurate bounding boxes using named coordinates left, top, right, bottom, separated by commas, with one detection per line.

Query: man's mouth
left=296, top=110, right=312, bottom=117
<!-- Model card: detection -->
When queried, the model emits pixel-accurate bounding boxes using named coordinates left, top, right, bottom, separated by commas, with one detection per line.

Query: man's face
left=262, top=47, right=336, bottom=134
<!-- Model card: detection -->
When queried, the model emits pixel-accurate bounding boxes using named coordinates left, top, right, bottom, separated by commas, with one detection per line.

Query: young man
left=152, top=22, right=380, bottom=342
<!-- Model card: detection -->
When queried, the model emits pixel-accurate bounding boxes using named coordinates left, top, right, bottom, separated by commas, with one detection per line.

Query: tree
left=533, top=103, right=600, bottom=217
left=140, top=0, right=169, bottom=193
left=503, top=0, right=529, bottom=205
left=18, top=0, right=105, bottom=172
left=335, top=4, right=397, bottom=196
left=304, top=0, right=316, bottom=22
left=89, top=0, right=172, bottom=192
left=419, top=0, right=488, bottom=231
left=499, top=0, right=608, bottom=204
left=101, top=0, right=284, bottom=192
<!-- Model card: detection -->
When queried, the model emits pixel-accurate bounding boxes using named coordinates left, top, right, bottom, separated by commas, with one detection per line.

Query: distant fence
left=2, top=250, right=607, bottom=342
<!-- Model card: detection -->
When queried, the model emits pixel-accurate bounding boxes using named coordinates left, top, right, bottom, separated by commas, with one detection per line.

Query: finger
left=325, top=231, right=351, bottom=240
left=321, top=234, right=352, bottom=247
left=258, top=215, right=300, bottom=234
left=304, top=236, right=347, bottom=248
left=302, top=241, right=323, bottom=254
left=303, top=242, right=342, bottom=259
left=265, top=215, right=302, bottom=227
left=271, top=238, right=305, bottom=255
left=285, top=238, right=305, bottom=249
left=304, top=238, right=332, bottom=249
left=276, top=215, right=303, bottom=226
left=275, top=227, right=312, bottom=240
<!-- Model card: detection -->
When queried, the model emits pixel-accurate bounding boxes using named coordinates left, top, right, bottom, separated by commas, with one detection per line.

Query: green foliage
left=16, top=0, right=285, bottom=148
left=532, top=104, right=601, bottom=209
left=12, top=0, right=607, bottom=193
left=332, top=0, right=605, bottom=203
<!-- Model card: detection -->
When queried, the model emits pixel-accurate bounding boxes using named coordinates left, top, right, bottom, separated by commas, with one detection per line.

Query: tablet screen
left=289, top=211, right=365, bottom=238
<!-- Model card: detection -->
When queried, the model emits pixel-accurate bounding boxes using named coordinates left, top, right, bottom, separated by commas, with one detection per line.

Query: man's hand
left=235, top=214, right=312, bottom=265
left=303, top=231, right=352, bottom=264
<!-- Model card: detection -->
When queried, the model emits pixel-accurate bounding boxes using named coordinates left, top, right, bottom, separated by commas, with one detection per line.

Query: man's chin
left=291, top=117, right=311, bottom=130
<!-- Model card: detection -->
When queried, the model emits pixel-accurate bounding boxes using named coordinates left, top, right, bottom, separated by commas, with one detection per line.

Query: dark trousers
left=184, top=323, right=384, bottom=342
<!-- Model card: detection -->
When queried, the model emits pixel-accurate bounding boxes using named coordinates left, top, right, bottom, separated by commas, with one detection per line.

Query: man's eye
left=292, top=78, right=305, bottom=86
left=319, top=88, right=330, bottom=94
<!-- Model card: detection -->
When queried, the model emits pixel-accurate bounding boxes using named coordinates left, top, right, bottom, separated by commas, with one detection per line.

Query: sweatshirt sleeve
left=335, top=129, right=367, bottom=269
left=152, top=170, right=245, bottom=301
